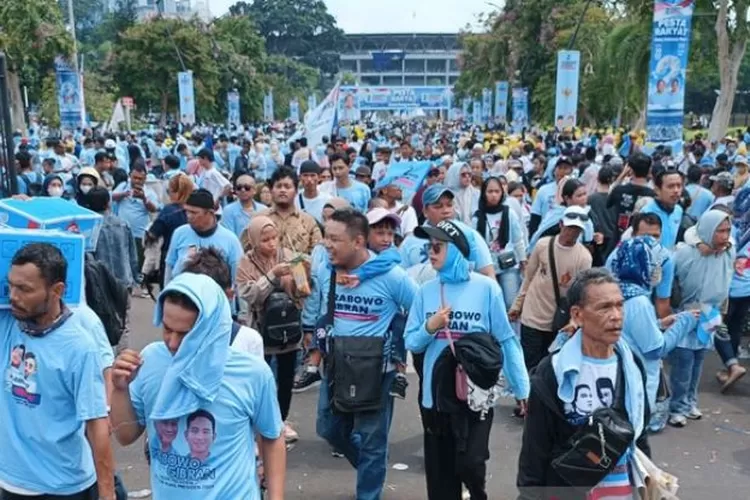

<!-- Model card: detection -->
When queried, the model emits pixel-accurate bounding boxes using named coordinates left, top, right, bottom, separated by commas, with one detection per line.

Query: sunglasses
left=428, top=242, right=445, bottom=253
left=564, top=212, right=590, bottom=222
left=235, top=184, right=255, bottom=191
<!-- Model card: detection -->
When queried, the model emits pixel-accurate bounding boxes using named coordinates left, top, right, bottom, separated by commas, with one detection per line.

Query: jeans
left=715, top=296, right=750, bottom=368
left=316, top=370, right=396, bottom=500
left=520, top=324, right=556, bottom=370
left=668, top=347, right=706, bottom=416
left=265, top=350, right=298, bottom=421
left=497, top=268, right=522, bottom=311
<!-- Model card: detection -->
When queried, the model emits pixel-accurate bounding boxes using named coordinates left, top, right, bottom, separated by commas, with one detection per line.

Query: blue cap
left=422, top=183, right=454, bottom=206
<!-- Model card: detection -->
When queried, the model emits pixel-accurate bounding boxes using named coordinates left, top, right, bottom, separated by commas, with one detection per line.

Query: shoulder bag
left=548, top=236, right=571, bottom=332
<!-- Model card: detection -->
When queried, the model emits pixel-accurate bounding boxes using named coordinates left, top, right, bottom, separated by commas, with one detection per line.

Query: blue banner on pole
left=472, top=100, right=482, bottom=125
left=646, top=0, right=695, bottom=145
left=511, top=88, right=529, bottom=134
left=55, top=57, right=82, bottom=130
left=177, top=71, right=195, bottom=125
left=494, top=81, right=509, bottom=123
left=263, top=91, right=274, bottom=122
left=289, top=99, right=300, bottom=122
left=555, top=50, right=581, bottom=129
left=227, top=91, right=240, bottom=126
left=307, top=94, right=317, bottom=113
left=374, top=160, right=433, bottom=204
left=482, top=88, right=492, bottom=124
left=462, top=98, right=471, bottom=121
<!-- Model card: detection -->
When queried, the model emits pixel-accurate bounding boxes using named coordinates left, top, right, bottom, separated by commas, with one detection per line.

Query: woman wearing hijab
left=42, top=174, right=67, bottom=199
left=405, top=220, right=529, bottom=500
left=445, top=162, right=480, bottom=225
left=74, top=167, right=101, bottom=206
left=611, top=236, right=698, bottom=432
left=472, top=177, right=527, bottom=310
left=237, top=216, right=310, bottom=444
left=527, top=178, right=595, bottom=253
left=670, top=209, right=735, bottom=427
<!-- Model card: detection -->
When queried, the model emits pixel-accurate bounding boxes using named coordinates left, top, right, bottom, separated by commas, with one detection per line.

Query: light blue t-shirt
left=404, top=273, right=530, bottom=408
left=399, top=220, right=494, bottom=272
left=640, top=198, right=683, bottom=250
left=130, top=342, right=283, bottom=500
left=74, top=304, right=115, bottom=369
left=166, top=225, right=244, bottom=281
left=730, top=240, right=750, bottom=298
left=331, top=181, right=371, bottom=212
left=80, top=147, right=97, bottom=167
left=685, top=184, right=715, bottom=220
left=531, top=181, right=558, bottom=217
left=220, top=200, right=267, bottom=239
left=0, top=311, right=108, bottom=494
left=113, top=181, right=162, bottom=239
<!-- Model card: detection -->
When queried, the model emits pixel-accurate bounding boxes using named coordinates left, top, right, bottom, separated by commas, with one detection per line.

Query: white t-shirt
left=232, top=325, right=264, bottom=359
left=198, top=167, right=231, bottom=214
left=391, top=202, right=418, bottom=236
left=295, top=191, right=331, bottom=224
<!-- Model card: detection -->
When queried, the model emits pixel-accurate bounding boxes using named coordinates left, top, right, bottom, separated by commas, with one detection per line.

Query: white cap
left=366, top=207, right=401, bottom=227
left=104, top=139, right=116, bottom=149
left=562, top=205, right=590, bottom=230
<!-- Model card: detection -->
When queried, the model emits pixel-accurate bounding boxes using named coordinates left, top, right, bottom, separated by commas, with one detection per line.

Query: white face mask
left=80, top=185, right=92, bottom=194
left=49, top=186, right=63, bottom=197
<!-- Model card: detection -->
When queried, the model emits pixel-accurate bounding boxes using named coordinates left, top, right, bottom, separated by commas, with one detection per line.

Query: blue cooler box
left=0, top=198, right=103, bottom=251
left=0, top=228, right=85, bottom=308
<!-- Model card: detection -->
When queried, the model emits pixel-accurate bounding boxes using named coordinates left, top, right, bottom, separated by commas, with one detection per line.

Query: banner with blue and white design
left=462, top=98, right=471, bottom=121
left=482, top=88, right=493, bottom=124
left=263, top=91, right=274, bottom=122
left=494, top=81, right=509, bottom=123
left=646, top=0, right=695, bottom=145
left=472, top=100, right=482, bottom=125
left=55, top=57, right=83, bottom=130
left=374, top=160, right=432, bottom=204
left=307, top=94, right=317, bottom=113
left=511, top=88, right=529, bottom=134
left=227, top=91, right=240, bottom=126
left=554, top=50, right=581, bottom=129
left=289, top=99, right=300, bottom=122
left=177, top=71, right=195, bottom=125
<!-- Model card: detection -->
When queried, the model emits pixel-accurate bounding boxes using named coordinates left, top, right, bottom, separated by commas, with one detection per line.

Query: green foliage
left=0, top=0, right=73, bottom=70
left=262, top=55, right=320, bottom=118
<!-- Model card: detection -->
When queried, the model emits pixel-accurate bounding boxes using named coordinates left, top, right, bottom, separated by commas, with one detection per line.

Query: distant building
left=339, top=33, right=461, bottom=87
left=114, top=0, right=209, bottom=21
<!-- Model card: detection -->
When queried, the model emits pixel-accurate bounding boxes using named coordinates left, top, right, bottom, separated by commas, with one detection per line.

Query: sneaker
left=389, top=373, right=409, bottom=399
left=668, top=414, right=687, bottom=427
left=292, top=366, right=322, bottom=393
left=738, top=345, right=750, bottom=359
left=284, top=422, right=299, bottom=443
left=686, top=407, right=703, bottom=420
left=331, top=449, right=344, bottom=458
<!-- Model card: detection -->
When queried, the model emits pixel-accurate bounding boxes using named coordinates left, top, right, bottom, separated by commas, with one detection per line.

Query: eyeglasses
left=429, top=242, right=445, bottom=253
left=235, top=184, right=255, bottom=191
left=564, top=212, right=590, bottom=222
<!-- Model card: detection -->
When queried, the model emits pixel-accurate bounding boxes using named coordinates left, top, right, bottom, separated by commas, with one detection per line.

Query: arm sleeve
left=71, top=349, right=108, bottom=422
left=251, top=366, right=284, bottom=439
left=654, top=255, right=675, bottom=300
left=301, top=269, right=323, bottom=330
left=129, top=367, right=147, bottom=426
left=236, top=263, right=276, bottom=312
left=394, top=269, right=418, bottom=312
left=657, top=311, right=698, bottom=357
left=509, top=211, right=528, bottom=261
left=501, top=336, right=530, bottom=400
left=165, top=230, right=180, bottom=268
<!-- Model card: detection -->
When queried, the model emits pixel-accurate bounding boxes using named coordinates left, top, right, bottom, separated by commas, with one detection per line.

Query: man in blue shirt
left=221, top=173, right=267, bottom=238
left=316, top=208, right=417, bottom=500
left=0, top=243, right=114, bottom=499
left=530, top=155, right=574, bottom=235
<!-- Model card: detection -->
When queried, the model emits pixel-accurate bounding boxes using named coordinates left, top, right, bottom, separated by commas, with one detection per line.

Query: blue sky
left=209, top=0, right=492, bottom=33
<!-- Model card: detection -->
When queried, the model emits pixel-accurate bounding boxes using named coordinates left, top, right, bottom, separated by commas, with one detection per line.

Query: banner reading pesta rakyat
left=646, top=0, right=695, bottom=145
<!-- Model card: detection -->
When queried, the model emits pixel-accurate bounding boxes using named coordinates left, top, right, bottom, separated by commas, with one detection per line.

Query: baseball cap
left=561, top=206, right=590, bottom=230
left=709, top=171, right=735, bottom=188
left=556, top=156, right=573, bottom=167
left=421, top=183, right=454, bottom=206
left=299, top=160, right=321, bottom=175
left=366, top=207, right=401, bottom=227
left=355, top=165, right=372, bottom=177
left=414, top=220, right=470, bottom=258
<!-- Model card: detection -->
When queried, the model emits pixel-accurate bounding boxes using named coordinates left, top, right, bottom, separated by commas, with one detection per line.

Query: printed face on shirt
left=155, top=419, right=179, bottom=451
left=161, top=297, right=198, bottom=355
left=185, top=412, right=216, bottom=462
left=10, top=345, right=24, bottom=368
left=23, top=354, right=37, bottom=379
left=573, top=384, right=594, bottom=415
left=424, top=195, right=455, bottom=225
left=8, top=263, right=64, bottom=323
left=571, top=282, right=624, bottom=346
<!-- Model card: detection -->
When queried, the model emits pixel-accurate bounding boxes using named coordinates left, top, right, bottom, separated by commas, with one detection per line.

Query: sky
left=208, top=0, right=493, bottom=33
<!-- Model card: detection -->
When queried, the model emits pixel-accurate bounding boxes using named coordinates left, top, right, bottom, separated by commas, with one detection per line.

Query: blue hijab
left=611, top=236, right=659, bottom=300
left=438, top=241, right=470, bottom=283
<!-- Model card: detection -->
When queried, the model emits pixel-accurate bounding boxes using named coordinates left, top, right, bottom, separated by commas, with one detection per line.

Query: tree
left=0, top=0, right=72, bottom=130
left=112, top=17, right=220, bottom=124
left=233, top=0, right=344, bottom=76
left=261, top=55, right=320, bottom=118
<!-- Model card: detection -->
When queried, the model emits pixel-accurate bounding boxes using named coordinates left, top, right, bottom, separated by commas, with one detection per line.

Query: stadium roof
left=343, top=33, right=460, bottom=53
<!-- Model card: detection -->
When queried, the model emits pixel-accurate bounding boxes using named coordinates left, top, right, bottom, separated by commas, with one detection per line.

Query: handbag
left=442, top=285, right=469, bottom=402
left=548, top=235, right=571, bottom=332
left=550, top=351, right=636, bottom=488
left=497, top=250, right=517, bottom=270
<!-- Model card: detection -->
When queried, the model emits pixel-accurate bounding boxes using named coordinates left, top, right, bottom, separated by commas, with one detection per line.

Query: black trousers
left=1, top=483, right=97, bottom=500
left=265, top=350, right=297, bottom=421
left=520, top=324, right=556, bottom=370
left=422, top=408, right=493, bottom=500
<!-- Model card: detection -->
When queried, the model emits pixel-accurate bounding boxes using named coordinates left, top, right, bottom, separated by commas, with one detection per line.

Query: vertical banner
left=177, top=71, right=196, bottom=125
left=461, top=98, right=471, bottom=121
left=307, top=94, right=317, bottom=113
left=494, top=81, right=509, bottom=124
left=554, top=50, right=581, bottom=129
left=304, top=83, right=340, bottom=148
left=289, top=99, right=300, bottom=122
left=263, top=91, right=274, bottom=122
left=511, top=88, right=529, bottom=134
left=646, top=0, right=695, bottom=145
left=54, top=57, right=83, bottom=130
left=227, top=91, right=240, bottom=126
left=472, top=99, right=482, bottom=125
left=481, top=88, right=492, bottom=124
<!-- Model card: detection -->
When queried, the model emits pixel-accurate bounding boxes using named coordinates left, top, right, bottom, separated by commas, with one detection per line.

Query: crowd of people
left=1, top=120, right=749, bottom=500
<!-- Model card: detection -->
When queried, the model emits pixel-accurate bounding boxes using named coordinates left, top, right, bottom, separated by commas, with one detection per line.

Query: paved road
left=116, top=296, right=750, bottom=499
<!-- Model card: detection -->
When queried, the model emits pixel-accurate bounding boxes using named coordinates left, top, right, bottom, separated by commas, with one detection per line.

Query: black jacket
left=516, top=352, right=651, bottom=500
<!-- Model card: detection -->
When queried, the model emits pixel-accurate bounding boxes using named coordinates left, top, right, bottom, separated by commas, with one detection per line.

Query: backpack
left=21, top=173, right=43, bottom=196
left=84, top=253, right=129, bottom=346
left=259, top=289, right=302, bottom=348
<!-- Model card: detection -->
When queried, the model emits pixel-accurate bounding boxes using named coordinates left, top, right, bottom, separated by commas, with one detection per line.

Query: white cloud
left=208, top=0, right=492, bottom=33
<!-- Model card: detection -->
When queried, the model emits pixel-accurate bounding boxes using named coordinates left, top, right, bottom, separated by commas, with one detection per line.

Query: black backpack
left=21, top=173, right=43, bottom=196
left=84, top=253, right=129, bottom=346
left=260, top=288, right=302, bottom=348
